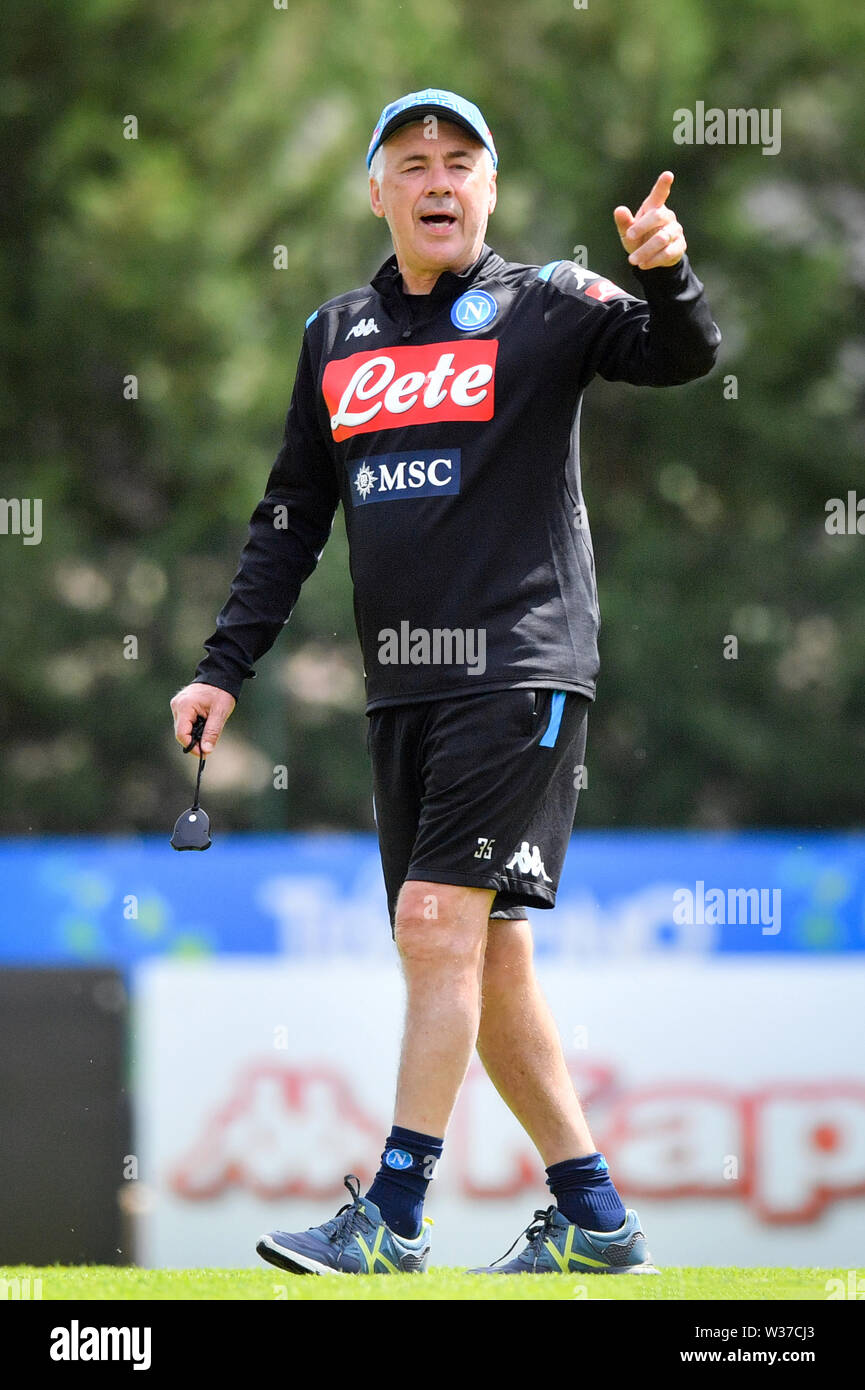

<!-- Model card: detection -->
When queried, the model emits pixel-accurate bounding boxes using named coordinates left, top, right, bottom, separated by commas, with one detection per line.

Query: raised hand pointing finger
left=636, top=170, right=674, bottom=219
left=613, top=170, right=686, bottom=271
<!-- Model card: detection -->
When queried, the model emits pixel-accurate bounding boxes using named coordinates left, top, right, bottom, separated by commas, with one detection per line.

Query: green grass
left=0, top=1266, right=846, bottom=1301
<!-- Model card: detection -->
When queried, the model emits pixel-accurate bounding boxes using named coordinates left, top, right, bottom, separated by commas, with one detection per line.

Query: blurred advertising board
left=132, top=957, right=865, bottom=1270
left=2, top=831, right=864, bottom=964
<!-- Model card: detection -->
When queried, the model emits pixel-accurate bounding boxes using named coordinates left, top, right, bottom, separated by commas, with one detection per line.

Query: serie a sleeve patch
left=555, top=262, right=633, bottom=303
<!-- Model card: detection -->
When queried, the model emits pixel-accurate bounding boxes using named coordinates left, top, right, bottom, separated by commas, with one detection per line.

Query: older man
left=170, top=88, right=720, bottom=1275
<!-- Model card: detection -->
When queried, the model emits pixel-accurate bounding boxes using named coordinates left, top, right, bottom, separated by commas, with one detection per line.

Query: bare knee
left=483, top=918, right=534, bottom=988
left=394, top=881, right=492, bottom=969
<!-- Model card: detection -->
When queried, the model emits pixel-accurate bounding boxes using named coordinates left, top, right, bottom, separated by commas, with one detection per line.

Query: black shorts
left=367, top=687, right=590, bottom=932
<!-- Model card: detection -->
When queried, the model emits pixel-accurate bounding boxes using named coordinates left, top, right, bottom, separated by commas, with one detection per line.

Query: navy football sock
left=546, top=1153, right=627, bottom=1232
left=365, top=1125, right=444, bottom=1239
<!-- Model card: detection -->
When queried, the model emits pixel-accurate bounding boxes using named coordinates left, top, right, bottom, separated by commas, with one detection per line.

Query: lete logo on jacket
left=323, top=341, right=498, bottom=441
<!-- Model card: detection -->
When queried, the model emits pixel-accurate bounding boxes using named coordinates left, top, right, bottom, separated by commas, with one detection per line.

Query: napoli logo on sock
left=385, top=1149, right=414, bottom=1170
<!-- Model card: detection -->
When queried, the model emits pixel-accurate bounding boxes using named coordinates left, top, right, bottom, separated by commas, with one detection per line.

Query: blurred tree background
left=2, top=0, right=863, bottom=835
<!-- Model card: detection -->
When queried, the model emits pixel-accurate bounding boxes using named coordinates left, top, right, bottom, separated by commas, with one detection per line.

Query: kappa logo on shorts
left=506, top=842, right=552, bottom=881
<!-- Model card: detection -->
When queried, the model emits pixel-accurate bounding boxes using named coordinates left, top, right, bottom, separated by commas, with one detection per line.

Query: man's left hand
left=613, top=171, right=686, bottom=271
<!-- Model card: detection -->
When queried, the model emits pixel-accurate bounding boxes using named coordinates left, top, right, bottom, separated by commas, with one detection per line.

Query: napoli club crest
left=450, top=289, right=498, bottom=331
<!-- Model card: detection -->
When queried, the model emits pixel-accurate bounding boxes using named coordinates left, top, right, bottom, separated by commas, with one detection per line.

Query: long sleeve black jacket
left=194, top=244, right=721, bottom=710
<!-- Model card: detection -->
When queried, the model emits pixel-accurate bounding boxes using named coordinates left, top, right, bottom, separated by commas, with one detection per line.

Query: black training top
left=194, top=243, right=721, bottom=710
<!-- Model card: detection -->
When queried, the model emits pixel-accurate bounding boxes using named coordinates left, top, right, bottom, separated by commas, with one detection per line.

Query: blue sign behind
left=0, top=832, right=862, bottom=964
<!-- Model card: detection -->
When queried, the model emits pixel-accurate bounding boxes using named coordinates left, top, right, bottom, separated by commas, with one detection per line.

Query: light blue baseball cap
left=366, top=88, right=498, bottom=170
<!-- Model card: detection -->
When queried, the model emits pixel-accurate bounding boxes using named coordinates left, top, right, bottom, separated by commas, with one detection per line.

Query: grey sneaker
left=256, top=1175, right=431, bottom=1275
left=470, top=1204, right=660, bottom=1274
